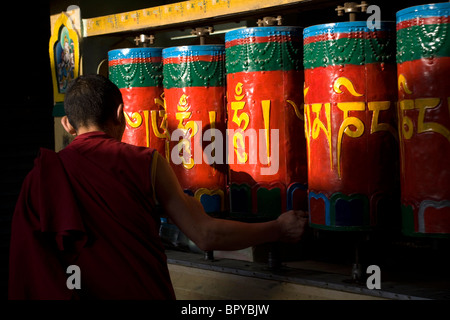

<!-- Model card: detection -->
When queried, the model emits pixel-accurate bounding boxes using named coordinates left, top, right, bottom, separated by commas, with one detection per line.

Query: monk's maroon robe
left=9, top=132, right=175, bottom=299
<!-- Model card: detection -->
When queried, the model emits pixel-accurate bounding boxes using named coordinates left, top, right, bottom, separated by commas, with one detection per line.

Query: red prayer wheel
left=303, top=22, right=399, bottom=231
left=397, top=3, right=450, bottom=236
left=108, top=48, right=167, bottom=157
left=163, top=45, right=227, bottom=214
left=225, top=27, right=308, bottom=220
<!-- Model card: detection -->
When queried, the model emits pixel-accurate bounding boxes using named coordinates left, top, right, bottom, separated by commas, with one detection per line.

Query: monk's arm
left=182, top=194, right=308, bottom=251
left=153, top=152, right=308, bottom=251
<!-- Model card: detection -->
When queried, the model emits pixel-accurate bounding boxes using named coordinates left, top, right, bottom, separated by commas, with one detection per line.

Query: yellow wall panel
left=83, top=0, right=306, bottom=37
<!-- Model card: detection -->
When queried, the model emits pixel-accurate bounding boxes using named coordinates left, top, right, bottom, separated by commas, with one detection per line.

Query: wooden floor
left=168, top=263, right=386, bottom=300
left=166, top=247, right=450, bottom=300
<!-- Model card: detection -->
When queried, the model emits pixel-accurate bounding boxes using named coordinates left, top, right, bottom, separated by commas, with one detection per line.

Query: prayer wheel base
left=401, top=204, right=450, bottom=239
left=228, top=182, right=308, bottom=221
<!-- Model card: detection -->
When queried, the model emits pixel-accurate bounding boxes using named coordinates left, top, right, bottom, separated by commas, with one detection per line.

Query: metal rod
left=336, top=1, right=369, bottom=21
left=204, top=250, right=214, bottom=261
left=268, top=243, right=281, bottom=270
left=349, top=12, right=356, bottom=21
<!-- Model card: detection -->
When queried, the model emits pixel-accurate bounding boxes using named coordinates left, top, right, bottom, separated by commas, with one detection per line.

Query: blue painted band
left=162, top=45, right=225, bottom=59
left=396, top=3, right=450, bottom=23
left=303, top=21, right=394, bottom=39
left=225, top=26, right=301, bottom=42
left=108, top=47, right=163, bottom=60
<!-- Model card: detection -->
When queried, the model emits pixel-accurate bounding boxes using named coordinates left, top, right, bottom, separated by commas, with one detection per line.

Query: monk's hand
left=275, top=210, right=309, bottom=243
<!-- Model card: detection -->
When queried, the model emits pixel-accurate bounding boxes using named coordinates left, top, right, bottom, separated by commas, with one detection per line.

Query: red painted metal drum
left=303, top=22, right=399, bottom=231
left=163, top=45, right=227, bottom=214
left=397, top=3, right=450, bottom=236
left=225, top=27, right=308, bottom=220
left=108, top=48, right=167, bottom=157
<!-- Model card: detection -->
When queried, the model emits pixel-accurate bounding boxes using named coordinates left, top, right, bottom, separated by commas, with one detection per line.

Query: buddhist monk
left=9, top=74, right=308, bottom=299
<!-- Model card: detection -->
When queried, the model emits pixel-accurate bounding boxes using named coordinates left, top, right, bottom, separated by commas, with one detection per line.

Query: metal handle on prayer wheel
left=335, top=1, right=368, bottom=21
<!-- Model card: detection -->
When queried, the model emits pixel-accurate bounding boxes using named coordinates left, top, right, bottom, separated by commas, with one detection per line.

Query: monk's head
left=61, top=74, right=125, bottom=140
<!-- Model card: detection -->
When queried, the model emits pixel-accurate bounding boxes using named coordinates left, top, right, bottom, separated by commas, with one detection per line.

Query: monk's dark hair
left=64, top=74, right=123, bottom=131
